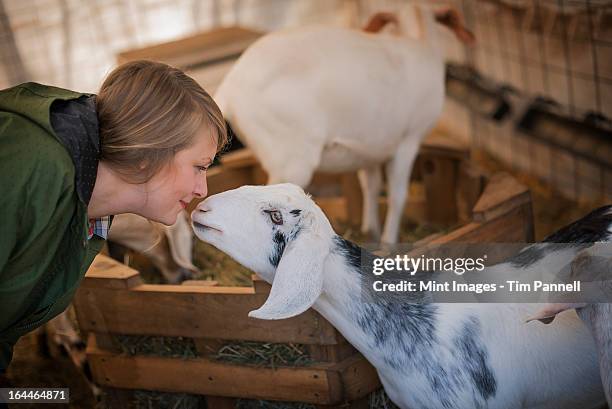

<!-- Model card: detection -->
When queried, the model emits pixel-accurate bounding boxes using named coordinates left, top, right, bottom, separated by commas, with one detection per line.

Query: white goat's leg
left=381, top=138, right=420, bottom=244
left=357, top=166, right=382, bottom=239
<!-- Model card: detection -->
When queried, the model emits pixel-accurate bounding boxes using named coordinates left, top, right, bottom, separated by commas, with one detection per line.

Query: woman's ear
left=249, top=216, right=330, bottom=320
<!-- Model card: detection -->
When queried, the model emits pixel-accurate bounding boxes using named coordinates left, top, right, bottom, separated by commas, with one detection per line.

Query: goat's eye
left=265, top=210, right=283, bottom=225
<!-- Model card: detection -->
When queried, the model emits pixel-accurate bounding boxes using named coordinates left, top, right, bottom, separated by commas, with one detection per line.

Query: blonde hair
left=97, top=60, right=227, bottom=184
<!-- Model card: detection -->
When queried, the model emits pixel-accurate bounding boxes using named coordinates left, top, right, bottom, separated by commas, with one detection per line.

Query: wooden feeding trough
left=74, top=133, right=533, bottom=408
left=117, top=26, right=263, bottom=93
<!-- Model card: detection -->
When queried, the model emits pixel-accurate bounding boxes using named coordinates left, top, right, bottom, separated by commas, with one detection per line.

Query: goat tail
left=434, top=8, right=475, bottom=45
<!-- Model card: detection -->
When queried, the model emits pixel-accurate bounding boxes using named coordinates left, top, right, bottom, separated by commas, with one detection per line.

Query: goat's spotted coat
left=192, top=184, right=609, bottom=408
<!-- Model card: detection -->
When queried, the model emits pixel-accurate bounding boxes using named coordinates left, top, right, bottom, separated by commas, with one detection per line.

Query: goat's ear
left=249, top=222, right=330, bottom=320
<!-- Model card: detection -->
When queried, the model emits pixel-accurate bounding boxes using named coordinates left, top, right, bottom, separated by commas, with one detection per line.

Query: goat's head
left=192, top=183, right=335, bottom=320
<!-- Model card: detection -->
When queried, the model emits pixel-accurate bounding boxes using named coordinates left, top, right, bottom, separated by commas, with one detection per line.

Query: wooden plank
left=252, top=165, right=268, bottom=185
left=331, top=355, right=380, bottom=401
left=252, top=275, right=271, bottom=294
left=456, top=162, right=486, bottom=223
left=429, top=204, right=532, bottom=246
left=220, top=148, right=258, bottom=169
left=92, top=333, right=122, bottom=354
left=306, top=332, right=357, bottom=363
left=341, top=173, right=363, bottom=226
left=81, top=255, right=142, bottom=289
left=117, top=27, right=263, bottom=68
left=472, top=172, right=530, bottom=222
left=316, top=195, right=427, bottom=228
left=308, top=173, right=345, bottom=198
left=74, top=285, right=340, bottom=345
left=316, top=197, right=351, bottom=223
left=421, top=132, right=469, bottom=161
left=421, top=156, right=458, bottom=225
left=181, top=280, right=218, bottom=287
left=87, top=347, right=344, bottom=404
left=206, top=165, right=257, bottom=195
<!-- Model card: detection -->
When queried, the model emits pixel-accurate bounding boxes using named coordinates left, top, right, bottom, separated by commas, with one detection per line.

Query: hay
left=235, top=399, right=315, bottom=409
left=132, top=390, right=204, bottom=409
left=192, top=240, right=253, bottom=286
left=210, top=341, right=314, bottom=368
left=115, top=335, right=197, bottom=359
left=368, top=388, right=401, bottom=409
left=114, top=335, right=313, bottom=368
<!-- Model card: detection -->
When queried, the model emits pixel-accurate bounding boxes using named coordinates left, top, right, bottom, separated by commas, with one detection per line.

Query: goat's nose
left=197, top=204, right=211, bottom=213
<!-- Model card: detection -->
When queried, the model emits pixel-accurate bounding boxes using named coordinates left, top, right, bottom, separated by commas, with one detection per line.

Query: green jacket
left=0, top=83, right=107, bottom=372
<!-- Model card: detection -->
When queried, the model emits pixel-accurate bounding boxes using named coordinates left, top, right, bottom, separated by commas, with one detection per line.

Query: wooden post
left=421, top=156, right=459, bottom=225
left=341, top=173, right=363, bottom=226
left=306, top=331, right=357, bottom=364
left=456, top=162, right=486, bottom=223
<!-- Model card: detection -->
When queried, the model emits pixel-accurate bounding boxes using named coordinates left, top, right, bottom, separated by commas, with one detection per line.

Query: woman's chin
left=149, top=211, right=179, bottom=226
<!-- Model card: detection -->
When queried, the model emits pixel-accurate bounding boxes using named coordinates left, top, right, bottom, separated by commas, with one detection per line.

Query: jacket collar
left=49, top=95, right=99, bottom=205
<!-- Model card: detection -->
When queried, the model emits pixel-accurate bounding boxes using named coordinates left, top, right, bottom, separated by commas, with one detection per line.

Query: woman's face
left=140, top=129, right=218, bottom=225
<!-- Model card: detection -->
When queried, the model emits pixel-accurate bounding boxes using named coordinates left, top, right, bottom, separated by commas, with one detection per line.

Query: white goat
left=192, top=184, right=607, bottom=409
left=214, top=9, right=473, bottom=244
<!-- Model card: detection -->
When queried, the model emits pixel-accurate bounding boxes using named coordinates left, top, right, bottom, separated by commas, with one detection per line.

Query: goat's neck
left=314, top=249, right=375, bottom=353
left=313, top=237, right=437, bottom=364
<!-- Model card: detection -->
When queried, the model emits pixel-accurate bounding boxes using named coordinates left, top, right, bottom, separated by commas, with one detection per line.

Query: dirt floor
left=4, top=149, right=608, bottom=408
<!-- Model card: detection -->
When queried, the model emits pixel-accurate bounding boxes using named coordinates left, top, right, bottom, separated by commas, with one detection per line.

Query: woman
left=0, top=60, right=227, bottom=373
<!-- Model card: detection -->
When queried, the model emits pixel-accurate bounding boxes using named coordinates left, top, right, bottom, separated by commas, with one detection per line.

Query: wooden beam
left=331, top=355, right=380, bottom=401
left=80, top=255, right=142, bottom=289
left=421, top=156, right=459, bottom=225
left=429, top=204, right=532, bottom=245
left=74, top=284, right=340, bottom=345
left=456, top=162, right=486, bottom=223
left=117, top=27, right=263, bottom=69
left=421, top=132, right=469, bottom=161
left=341, top=174, right=363, bottom=226
left=472, top=172, right=530, bottom=222
left=87, top=343, right=344, bottom=404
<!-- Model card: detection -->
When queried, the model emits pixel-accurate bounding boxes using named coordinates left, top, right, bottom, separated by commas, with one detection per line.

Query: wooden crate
left=117, top=26, right=263, bottom=93
left=74, top=134, right=533, bottom=408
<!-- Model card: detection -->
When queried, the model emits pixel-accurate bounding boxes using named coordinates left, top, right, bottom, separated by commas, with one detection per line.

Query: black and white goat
left=524, top=206, right=612, bottom=406
left=214, top=8, right=473, bottom=244
left=192, top=184, right=610, bottom=409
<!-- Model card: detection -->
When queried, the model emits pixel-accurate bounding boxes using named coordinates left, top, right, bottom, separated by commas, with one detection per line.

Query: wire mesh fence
left=445, top=0, right=612, bottom=202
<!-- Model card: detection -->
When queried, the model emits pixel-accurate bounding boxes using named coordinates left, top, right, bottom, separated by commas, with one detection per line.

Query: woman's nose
left=193, top=175, right=208, bottom=199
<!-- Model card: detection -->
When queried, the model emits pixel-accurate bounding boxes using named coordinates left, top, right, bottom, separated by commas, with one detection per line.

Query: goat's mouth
left=193, top=221, right=223, bottom=234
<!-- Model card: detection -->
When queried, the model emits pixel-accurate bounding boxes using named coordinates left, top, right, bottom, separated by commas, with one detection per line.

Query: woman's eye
left=266, top=210, right=283, bottom=225
left=196, top=166, right=208, bottom=173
